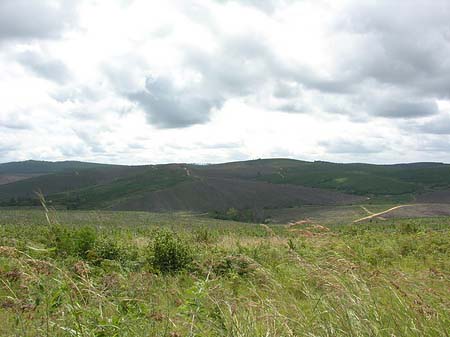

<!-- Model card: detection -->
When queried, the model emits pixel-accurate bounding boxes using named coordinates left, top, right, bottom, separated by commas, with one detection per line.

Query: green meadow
left=0, top=209, right=448, bottom=336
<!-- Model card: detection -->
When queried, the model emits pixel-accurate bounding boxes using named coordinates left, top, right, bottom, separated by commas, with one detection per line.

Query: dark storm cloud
left=0, top=0, right=77, bottom=41
left=127, top=77, right=223, bottom=128
left=17, top=51, right=71, bottom=84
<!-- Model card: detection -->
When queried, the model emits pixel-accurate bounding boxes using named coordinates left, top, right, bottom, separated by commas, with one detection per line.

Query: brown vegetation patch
left=288, top=229, right=315, bottom=237
left=73, top=261, right=89, bottom=277
left=286, top=218, right=315, bottom=228
left=0, top=246, right=18, bottom=257
left=3, top=268, right=23, bottom=282
left=25, top=259, right=53, bottom=275
left=306, top=224, right=330, bottom=232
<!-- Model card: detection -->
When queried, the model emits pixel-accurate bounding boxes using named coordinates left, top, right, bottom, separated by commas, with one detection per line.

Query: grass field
left=0, top=209, right=449, bottom=336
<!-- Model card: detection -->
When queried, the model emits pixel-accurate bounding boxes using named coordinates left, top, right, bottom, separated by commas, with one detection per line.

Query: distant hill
left=0, top=158, right=450, bottom=212
left=0, top=160, right=118, bottom=186
left=190, top=159, right=450, bottom=196
left=0, top=160, right=116, bottom=174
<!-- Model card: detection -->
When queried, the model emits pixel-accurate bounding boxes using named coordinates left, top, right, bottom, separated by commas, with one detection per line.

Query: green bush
left=366, top=245, right=397, bottom=266
left=213, top=254, right=258, bottom=277
left=399, top=222, right=420, bottom=234
left=146, top=230, right=193, bottom=273
left=86, top=238, right=122, bottom=265
left=83, top=238, right=141, bottom=271
left=398, top=237, right=418, bottom=256
left=73, top=227, right=97, bottom=258
left=94, top=239, right=122, bottom=261
left=48, top=225, right=97, bottom=259
left=194, top=227, right=216, bottom=244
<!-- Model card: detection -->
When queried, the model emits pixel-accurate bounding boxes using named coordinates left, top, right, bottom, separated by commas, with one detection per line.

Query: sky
left=1, top=0, right=450, bottom=165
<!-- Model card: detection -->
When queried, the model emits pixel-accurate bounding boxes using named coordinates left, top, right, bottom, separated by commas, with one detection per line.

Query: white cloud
left=0, top=0, right=78, bottom=41
left=1, top=0, right=450, bottom=164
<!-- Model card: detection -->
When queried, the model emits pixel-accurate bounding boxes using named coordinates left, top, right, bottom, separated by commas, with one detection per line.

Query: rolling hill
left=0, top=160, right=118, bottom=186
left=0, top=158, right=450, bottom=212
left=0, top=160, right=115, bottom=174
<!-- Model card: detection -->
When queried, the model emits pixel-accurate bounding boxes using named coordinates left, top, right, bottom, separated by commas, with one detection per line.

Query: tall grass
left=0, top=209, right=449, bottom=336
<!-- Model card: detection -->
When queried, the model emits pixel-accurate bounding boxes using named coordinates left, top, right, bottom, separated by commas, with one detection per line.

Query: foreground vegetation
left=0, top=209, right=449, bottom=336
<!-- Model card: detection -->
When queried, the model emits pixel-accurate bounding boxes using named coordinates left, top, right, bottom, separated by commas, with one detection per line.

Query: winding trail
left=360, top=205, right=374, bottom=215
left=353, top=205, right=412, bottom=223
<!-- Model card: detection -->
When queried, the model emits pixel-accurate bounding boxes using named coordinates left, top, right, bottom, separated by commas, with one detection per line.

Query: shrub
left=86, top=238, right=121, bottom=265
left=83, top=238, right=141, bottom=270
left=213, top=254, right=258, bottom=277
left=147, top=230, right=193, bottom=274
left=73, top=227, right=97, bottom=259
left=399, top=237, right=418, bottom=256
left=48, top=225, right=97, bottom=259
left=94, top=239, right=122, bottom=261
left=287, top=238, right=296, bottom=251
left=399, top=222, right=420, bottom=234
left=194, top=227, right=216, bottom=244
left=366, top=245, right=396, bottom=266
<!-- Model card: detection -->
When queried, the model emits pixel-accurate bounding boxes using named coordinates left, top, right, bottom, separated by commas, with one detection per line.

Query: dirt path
left=353, top=205, right=412, bottom=223
left=360, top=205, right=374, bottom=215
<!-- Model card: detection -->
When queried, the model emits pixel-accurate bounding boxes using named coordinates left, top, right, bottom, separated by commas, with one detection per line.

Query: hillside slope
left=112, top=177, right=364, bottom=212
left=0, top=160, right=119, bottom=186
left=0, top=160, right=116, bottom=174
left=0, top=166, right=145, bottom=200
left=0, top=158, right=450, bottom=211
left=191, top=159, right=450, bottom=196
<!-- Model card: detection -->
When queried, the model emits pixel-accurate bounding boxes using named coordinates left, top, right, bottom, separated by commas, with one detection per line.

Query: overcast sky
left=1, top=0, right=450, bottom=165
